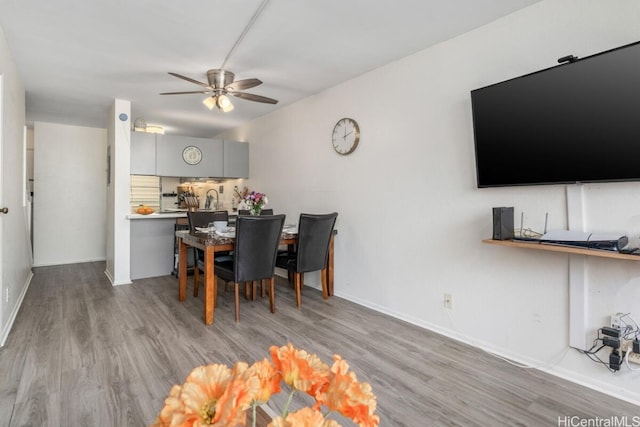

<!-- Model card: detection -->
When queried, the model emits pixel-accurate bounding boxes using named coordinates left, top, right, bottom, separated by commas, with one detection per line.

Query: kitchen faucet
left=205, top=189, right=219, bottom=210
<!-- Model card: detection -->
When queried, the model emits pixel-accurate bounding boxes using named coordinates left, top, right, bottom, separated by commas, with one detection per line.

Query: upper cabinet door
left=130, top=132, right=157, bottom=175
left=223, top=140, right=249, bottom=178
left=157, top=135, right=223, bottom=177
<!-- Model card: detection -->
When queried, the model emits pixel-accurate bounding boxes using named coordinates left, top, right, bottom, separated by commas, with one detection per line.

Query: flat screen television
left=471, top=40, right=640, bottom=188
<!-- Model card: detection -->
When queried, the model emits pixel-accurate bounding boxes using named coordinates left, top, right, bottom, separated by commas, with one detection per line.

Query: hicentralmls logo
left=558, top=416, right=640, bottom=427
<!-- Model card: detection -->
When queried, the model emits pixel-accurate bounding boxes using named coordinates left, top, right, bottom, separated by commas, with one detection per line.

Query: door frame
left=0, top=73, right=5, bottom=324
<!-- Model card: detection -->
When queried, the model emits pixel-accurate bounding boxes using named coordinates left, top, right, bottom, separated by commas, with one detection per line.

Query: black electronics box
left=492, top=207, right=514, bottom=240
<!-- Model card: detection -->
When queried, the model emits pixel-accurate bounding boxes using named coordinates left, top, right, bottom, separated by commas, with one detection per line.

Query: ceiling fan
left=160, top=69, right=278, bottom=112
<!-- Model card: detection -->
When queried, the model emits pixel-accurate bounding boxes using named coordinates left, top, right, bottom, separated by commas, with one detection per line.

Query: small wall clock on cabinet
left=182, top=145, right=202, bottom=165
left=332, top=118, right=360, bottom=155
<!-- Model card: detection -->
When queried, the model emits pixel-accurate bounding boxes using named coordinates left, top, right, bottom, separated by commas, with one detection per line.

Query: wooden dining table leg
left=294, top=273, right=302, bottom=308
left=204, top=246, right=215, bottom=325
left=179, top=237, right=187, bottom=301
left=269, top=277, right=275, bottom=313
left=326, top=234, right=335, bottom=296
left=235, top=283, right=241, bottom=322
left=321, top=268, right=328, bottom=299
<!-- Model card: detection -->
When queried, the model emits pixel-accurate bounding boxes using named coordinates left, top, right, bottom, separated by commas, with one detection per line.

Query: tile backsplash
left=160, top=177, right=247, bottom=211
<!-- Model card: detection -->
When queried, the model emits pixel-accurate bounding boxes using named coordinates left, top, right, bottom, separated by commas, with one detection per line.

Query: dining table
left=176, top=227, right=336, bottom=324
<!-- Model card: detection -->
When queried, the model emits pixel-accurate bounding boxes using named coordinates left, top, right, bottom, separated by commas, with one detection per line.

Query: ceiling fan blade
left=168, top=72, right=210, bottom=88
left=160, top=90, right=211, bottom=95
left=229, top=91, right=278, bottom=104
left=225, top=78, right=262, bottom=92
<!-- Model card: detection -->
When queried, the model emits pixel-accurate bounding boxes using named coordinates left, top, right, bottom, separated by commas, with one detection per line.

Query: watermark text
left=558, top=416, right=640, bottom=427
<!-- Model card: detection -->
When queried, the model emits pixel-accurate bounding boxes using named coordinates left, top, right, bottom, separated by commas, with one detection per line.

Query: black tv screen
left=471, top=40, right=640, bottom=188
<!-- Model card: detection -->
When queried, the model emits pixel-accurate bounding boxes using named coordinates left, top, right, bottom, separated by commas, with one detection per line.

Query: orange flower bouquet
left=151, top=343, right=379, bottom=427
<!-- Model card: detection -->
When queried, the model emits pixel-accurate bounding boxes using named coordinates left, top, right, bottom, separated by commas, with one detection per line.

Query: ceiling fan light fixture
left=133, top=118, right=164, bottom=134
left=145, top=125, right=164, bottom=134
left=164, top=68, right=277, bottom=110
left=133, top=118, right=147, bottom=132
left=202, top=96, right=217, bottom=110
left=217, top=94, right=234, bottom=112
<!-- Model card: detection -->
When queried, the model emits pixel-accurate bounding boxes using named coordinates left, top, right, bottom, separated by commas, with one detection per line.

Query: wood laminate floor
left=1, top=261, right=638, bottom=426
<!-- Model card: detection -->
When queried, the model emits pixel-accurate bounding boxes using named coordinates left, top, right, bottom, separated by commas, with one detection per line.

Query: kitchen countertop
left=128, top=212, right=186, bottom=220
left=127, top=210, right=239, bottom=220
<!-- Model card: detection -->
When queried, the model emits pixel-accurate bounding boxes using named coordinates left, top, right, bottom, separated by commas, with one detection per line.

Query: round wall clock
left=332, top=118, right=360, bottom=155
left=182, top=145, right=202, bottom=165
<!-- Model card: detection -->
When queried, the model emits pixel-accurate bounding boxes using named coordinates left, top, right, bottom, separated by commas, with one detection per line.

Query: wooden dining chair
left=213, top=214, right=285, bottom=322
left=276, top=212, right=338, bottom=307
left=188, top=211, right=230, bottom=297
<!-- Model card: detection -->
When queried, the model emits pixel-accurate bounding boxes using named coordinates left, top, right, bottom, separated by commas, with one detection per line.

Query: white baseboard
left=0, top=270, right=34, bottom=347
left=334, top=289, right=640, bottom=407
left=32, top=256, right=106, bottom=267
left=104, top=269, right=131, bottom=286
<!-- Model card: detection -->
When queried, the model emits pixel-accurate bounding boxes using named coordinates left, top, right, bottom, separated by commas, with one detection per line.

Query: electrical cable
left=442, top=306, right=638, bottom=374
left=577, top=349, right=617, bottom=373
left=514, top=228, right=543, bottom=239
left=614, top=312, right=635, bottom=339
left=625, top=313, right=640, bottom=330
left=444, top=308, right=569, bottom=371
left=572, top=328, right=622, bottom=373
left=621, top=313, right=640, bottom=340
left=220, top=0, right=271, bottom=70
left=574, top=331, right=617, bottom=373
left=488, top=347, right=569, bottom=370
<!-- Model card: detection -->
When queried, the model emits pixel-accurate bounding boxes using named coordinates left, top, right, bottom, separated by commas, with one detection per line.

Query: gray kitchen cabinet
left=130, top=216, right=176, bottom=279
left=130, top=131, right=157, bottom=175
left=157, top=135, right=223, bottom=177
left=223, top=140, right=249, bottom=178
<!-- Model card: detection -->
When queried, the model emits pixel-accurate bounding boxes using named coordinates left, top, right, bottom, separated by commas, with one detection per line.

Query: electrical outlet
left=611, top=312, right=626, bottom=329
left=444, top=293, right=453, bottom=309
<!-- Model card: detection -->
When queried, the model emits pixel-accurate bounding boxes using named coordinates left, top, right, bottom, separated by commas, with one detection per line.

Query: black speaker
left=492, top=207, right=514, bottom=240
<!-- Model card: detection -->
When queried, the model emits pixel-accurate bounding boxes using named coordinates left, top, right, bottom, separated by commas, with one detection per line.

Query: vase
left=250, top=207, right=261, bottom=216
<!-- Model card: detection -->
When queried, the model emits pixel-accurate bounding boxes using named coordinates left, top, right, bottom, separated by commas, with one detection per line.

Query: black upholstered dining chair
left=187, top=210, right=229, bottom=230
left=213, top=214, right=285, bottom=322
left=276, top=212, right=338, bottom=307
left=188, top=211, right=229, bottom=297
left=238, top=209, right=274, bottom=216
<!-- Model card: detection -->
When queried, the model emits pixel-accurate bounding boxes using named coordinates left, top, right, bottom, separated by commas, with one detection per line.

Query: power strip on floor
left=620, top=339, right=640, bottom=365
left=628, top=352, right=640, bottom=365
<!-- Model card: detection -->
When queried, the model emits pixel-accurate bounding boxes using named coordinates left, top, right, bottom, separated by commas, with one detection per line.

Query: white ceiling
left=0, top=0, right=541, bottom=138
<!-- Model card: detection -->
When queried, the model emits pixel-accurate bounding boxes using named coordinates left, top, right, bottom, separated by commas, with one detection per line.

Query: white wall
left=0, top=25, right=32, bottom=345
left=219, top=0, right=640, bottom=404
left=33, top=122, right=107, bottom=266
left=104, top=99, right=131, bottom=285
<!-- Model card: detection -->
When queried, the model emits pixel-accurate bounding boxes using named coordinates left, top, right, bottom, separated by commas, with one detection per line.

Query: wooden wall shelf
left=482, top=239, right=640, bottom=261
